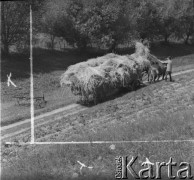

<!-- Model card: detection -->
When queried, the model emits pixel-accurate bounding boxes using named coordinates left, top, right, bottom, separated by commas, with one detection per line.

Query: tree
left=155, top=0, right=176, bottom=43
left=40, top=0, right=76, bottom=49
left=155, top=0, right=193, bottom=44
left=65, top=0, right=131, bottom=51
left=177, top=15, right=194, bottom=44
left=1, top=0, right=45, bottom=54
left=174, top=0, right=194, bottom=44
left=41, top=15, right=58, bottom=50
left=159, top=16, right=177, bottom=43
left=134, top=0, right=160, bottom=41
left=66, top=0, right=89, bottom=49
left=1, top=1, right=30, bottom=54
left=104, top=0, right=131, bottom=51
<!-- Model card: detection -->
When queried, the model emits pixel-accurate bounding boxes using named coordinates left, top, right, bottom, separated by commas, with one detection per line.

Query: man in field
left=162, top=56, right=173, bottom=82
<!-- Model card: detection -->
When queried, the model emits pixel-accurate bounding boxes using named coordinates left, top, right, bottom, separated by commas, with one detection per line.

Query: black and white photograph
left=1, top=0, right=194, bottom=179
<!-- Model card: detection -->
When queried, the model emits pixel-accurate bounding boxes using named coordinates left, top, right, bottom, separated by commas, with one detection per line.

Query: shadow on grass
left=2, top=43, right=194, bottom=82
left=2, top=140, right=193, bottom=180
left=78, top=83, right=148, bottom=107
left=1, top=48, right=107, bottom=82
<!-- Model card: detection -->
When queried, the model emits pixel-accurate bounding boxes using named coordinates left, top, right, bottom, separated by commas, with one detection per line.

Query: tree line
left=1, top=0, right=194, bottom=55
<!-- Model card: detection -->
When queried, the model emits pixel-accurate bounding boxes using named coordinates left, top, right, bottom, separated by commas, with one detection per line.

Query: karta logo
left=115, top=156, right=193, bottom=179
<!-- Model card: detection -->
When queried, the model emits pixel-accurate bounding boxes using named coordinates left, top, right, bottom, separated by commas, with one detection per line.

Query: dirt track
left=1, top=68, right=194, bottom=141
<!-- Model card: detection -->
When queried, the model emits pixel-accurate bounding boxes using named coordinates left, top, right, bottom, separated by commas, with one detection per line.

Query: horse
left=148, top=61, right=167, bottom=83
left=155, top=60, right=167, bottom=81
left=148, top=65, right=159, bottom=83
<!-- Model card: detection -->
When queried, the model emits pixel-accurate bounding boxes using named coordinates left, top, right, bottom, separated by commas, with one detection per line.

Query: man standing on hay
left=161, top=56, right=173, bottom=82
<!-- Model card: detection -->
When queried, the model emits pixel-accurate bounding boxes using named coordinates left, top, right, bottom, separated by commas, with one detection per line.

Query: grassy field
left=2, top=143, right=194, bottom=180
left=1, top=43, right=194, bottom=126
left=1, top=70, right=194, bottom=179
left=4, top=71, right=194, bottom=142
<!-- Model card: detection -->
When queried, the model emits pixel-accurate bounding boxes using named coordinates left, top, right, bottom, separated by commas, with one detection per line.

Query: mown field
left=1, top=70, right=194, bottom=179
left=1, top=43, right=194, bottom=126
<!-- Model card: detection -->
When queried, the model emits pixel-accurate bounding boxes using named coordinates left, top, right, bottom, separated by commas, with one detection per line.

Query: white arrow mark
left=77, top=161, right=93, bottom=175
left=7, top=72, right=17, bottom=87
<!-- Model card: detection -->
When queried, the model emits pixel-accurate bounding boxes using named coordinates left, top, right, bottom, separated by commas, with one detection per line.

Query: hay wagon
left=60, top=42, right=161, bottom=105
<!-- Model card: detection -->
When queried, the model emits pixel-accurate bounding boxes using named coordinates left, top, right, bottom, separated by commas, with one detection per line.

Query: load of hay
left=60, top=42, right=159, bottom=104
left=130, top=42, right=151, bottom=73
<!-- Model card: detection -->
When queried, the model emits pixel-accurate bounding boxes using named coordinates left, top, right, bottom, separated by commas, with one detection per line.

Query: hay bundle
left=60, top=42, right=154, bottom=104
left=129, top=42, right=151, bottom=77
left=86, top=53, right=120, bottom=67
left=60, top=56, right=139, bottom=104
left=61, top=65, right=107, bottom=94
left=134, top=42, right=150, bottom=58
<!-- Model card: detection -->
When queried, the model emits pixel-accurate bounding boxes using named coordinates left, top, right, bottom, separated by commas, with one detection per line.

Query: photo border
left=3, top=4, right=194, bottom=146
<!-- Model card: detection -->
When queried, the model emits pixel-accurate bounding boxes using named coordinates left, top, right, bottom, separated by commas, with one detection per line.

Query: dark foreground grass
left=2, top=142, right=193, bottom=179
